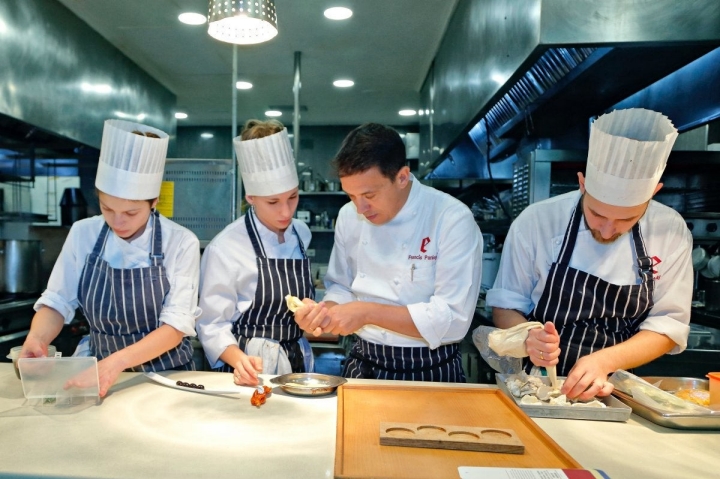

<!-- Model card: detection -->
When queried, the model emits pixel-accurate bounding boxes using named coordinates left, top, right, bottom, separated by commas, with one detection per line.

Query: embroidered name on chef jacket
left=652, top=255, right=662, bottom=280
left=408, top=236, right=437, bottom=261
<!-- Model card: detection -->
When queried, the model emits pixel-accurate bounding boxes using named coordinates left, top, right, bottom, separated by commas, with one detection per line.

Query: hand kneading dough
left=285, top=295, right=308, bottom=312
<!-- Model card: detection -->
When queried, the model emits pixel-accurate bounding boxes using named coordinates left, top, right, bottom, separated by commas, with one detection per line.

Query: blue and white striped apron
left=216, top=210, right=314, bottom=373
left=527, top=198, right=655, bottom=376
left=77, top=211, right=194, bottom=372
left=343, top=339, right=465, bottom=383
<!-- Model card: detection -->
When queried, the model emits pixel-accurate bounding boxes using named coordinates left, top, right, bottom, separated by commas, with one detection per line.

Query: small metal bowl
left=270, top=372, right=347, bottom=396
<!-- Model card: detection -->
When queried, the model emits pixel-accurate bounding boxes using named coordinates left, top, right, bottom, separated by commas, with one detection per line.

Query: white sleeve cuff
left=34, top=291, right=77, bottom=323
left=197, top=323, right=239, bottom=366
left=322, top=286, right=356, bottom=305
left=158, top=307, right=200, bottom=337
left=486, top=288, right=534, bottom=316
left=406, top=301, right=452, bottom=350
left=639, top=315, right=691, bottom=354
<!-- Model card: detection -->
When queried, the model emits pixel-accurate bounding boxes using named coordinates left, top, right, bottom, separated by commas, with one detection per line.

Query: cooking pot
left=701, top=276, right=720, bottom=312
left=692, top=246, right=710, bottom=271
left=324, top=180, right=340, bottom=192
left=704, top=255, right=720, bottom=279
left=0, top=240, right=44, bottom=294
left=302, top=179, right=319, bottom=192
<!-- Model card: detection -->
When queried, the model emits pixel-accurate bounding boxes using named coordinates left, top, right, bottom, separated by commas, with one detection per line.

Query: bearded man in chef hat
left=196, top=120, right=316, bottom=387
left=487, top=108, right=693, bottom=400
left=23, top=120, right=201, bottom=397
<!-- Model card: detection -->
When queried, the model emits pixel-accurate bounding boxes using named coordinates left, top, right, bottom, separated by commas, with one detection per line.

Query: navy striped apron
left=527, top=197, right=655, bottom=376
left=216, top=210, right=314, bottom=373
left=77, top=211, right=194, bottom=372
left=343, top=339, right=465, bottom=382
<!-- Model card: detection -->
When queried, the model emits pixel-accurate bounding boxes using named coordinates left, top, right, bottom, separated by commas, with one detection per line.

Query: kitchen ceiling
left=56, top=0, right=458, bottom=127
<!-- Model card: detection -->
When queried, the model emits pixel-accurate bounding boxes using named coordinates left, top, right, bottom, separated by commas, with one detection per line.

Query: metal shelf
left=299, top=191, right=346, bottom=196
left=0, top=212, right=49, bottom=222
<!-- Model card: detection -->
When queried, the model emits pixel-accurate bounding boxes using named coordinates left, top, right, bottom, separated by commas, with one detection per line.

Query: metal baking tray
left=612, top=376, right=720, bottom=430
left=496, top=374, right=632, bottom=422
left=270, top=372, right=346, bottom=396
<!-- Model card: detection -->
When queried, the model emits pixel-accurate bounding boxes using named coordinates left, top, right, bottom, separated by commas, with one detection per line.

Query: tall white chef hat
left=585, top=108, right=678, bottom=207
left=233, top=128, right=298, bottom=196
left=95, top=120, right=169, bottom=200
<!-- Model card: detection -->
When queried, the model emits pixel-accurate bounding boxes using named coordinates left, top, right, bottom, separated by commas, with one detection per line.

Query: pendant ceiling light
left=207, top=0, right=278, bottom=45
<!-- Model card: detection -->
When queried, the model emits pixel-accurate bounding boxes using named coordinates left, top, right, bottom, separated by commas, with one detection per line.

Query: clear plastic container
left=18, top=356, right=99, bottom=406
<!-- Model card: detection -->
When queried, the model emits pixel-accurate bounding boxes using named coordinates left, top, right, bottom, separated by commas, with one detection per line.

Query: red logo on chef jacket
left=408, top=237, right=437, bottom=261
left=652, top=256, right=662, bottom=279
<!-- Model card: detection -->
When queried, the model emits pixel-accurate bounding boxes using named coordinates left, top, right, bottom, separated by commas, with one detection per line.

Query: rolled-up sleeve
left=158, top=233, right=200, bottom=337
left=639, top=228, right=693, bottom=353
left=486, top=217, right=537, bottom=315
left=407, top=209, right=483, bottom=349
left=34, top=224, right=82, bottom=323
left=196, top=243, right=247, bottom=367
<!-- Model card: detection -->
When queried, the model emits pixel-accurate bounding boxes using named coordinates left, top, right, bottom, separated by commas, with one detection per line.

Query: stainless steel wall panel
left=432, top=0, right=541, bottom=158
left=0, top=0, right=176, bottom=151
left=540, top=0, right=720, bottom=45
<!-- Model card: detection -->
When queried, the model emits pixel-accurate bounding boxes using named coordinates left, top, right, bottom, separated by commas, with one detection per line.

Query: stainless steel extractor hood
left=421, top=0, right=720, bottom=178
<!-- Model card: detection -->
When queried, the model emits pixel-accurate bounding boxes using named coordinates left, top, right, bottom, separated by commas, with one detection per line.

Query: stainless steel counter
left=0, top=365, right=718, bottom=479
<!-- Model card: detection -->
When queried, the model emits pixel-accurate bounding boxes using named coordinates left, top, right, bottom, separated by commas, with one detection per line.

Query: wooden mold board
left=335, top=384, right=580, bottom=479
left=379, top=422, right=524, bottom=454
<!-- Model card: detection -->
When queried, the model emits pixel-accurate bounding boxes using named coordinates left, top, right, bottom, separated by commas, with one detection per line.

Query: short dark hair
left=332, top=123, right=406, bottom=180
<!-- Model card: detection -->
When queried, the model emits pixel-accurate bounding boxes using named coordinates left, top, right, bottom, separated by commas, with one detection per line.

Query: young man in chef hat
left=294, top=123, right=483, bottom=382
left=22, top=120, right=201, bottom=397
left=487, top=108, right=693, bottom=400
left=197, top=120, right=315, bottom=386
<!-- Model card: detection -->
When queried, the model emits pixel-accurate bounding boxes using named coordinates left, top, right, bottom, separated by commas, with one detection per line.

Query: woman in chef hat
left=197, top=119, right=315, bottom=386
left=22, top=120, right=201, bottom=397
left=487, top=108, right=693, bottom=401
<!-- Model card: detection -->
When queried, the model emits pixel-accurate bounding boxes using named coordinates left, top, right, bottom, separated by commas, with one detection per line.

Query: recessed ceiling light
left=236, top=81, right=253, bottom=90
left=324, top=7, right=353, bottom=20
left=333, top=79, right=354, bottom=88
left=81, top=82, right=112, bottom=94
left=491, top=73, right=506, bottom=84
left=265, top=110, right=282, bottom=117
left=201, top=132, right=214, bottom=139
left=136, top=113, right=146, bottom=121
left=178, top=12, right=207, bottom=25
left=399, top=110, right=417, bottom=116
left=175, top=112, right=188, bottom=119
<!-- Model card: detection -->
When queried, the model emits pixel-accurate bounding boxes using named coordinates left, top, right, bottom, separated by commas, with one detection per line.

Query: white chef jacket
left=323, top=177, right=483, bottom=349
left=486, top=190, right=693, bottom=353
left=35, top=214, right=201, bottom=337
left=196, top=214, right=312, bottom=367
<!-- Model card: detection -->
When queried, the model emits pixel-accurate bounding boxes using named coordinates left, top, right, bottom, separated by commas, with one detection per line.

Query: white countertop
left=0, top=364, right=718, bottom=479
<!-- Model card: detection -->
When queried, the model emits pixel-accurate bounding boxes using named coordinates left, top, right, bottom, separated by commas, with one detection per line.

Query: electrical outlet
left=307, top=249, right=316, bottom=257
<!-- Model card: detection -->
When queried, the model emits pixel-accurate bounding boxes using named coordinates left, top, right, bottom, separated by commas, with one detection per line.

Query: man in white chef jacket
left=295, top=123, right=483, bottom=382
left=487, top=108, right=693, bottom=400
